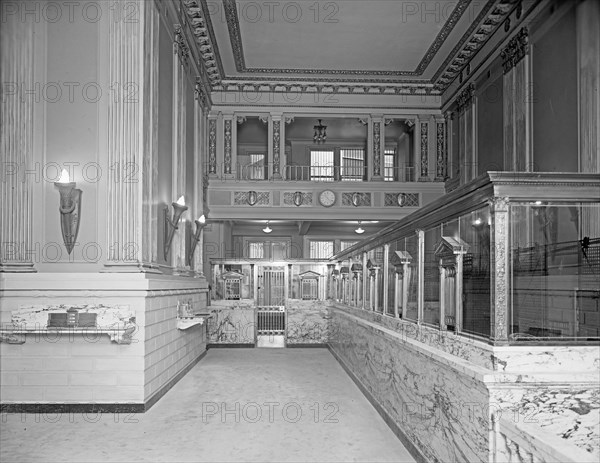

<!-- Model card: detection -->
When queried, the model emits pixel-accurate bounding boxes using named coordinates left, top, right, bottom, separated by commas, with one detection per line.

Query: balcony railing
left=205, top=162, right=415, bottom=182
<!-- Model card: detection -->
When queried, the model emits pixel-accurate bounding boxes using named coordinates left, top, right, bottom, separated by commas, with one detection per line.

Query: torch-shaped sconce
left=163, top=195, right=188, bottom=261
left=54, top=169, right=82, bottom=255
left=187, top=215, right=206, bottom=266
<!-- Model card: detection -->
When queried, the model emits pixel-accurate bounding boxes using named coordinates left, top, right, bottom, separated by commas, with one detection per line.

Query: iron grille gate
left=256, top=266, right=286, bottom=347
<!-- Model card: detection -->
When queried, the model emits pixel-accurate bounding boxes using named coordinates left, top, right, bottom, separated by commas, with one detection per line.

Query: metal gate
left=256, top=266, right=286, bottom=347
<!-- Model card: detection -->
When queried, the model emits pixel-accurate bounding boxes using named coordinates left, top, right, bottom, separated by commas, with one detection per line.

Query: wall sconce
left=54, top=169, right=82, bottom=255
left=262, top=221, right=272, bottom=234
left=163, top=195, right=188, bottom=260
left=187, top=215, right=206, bottom=266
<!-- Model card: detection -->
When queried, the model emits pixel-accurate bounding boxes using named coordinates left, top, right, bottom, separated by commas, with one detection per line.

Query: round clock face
left=319, top=190, right=336, bottom=207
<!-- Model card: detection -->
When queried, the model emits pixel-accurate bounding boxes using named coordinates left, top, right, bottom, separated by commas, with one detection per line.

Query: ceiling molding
left=222, top=0, right=472, bottom=77
left=181, top=0, right=528, bottom=96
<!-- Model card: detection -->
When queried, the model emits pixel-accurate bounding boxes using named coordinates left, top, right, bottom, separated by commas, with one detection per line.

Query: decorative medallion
left=234, top=191, right=270, bottom=206
left=284, top=192, right=312, bottom=207
left=384, top=193, right=419, bottom=207
left=342, top=192, right=371, bottom=207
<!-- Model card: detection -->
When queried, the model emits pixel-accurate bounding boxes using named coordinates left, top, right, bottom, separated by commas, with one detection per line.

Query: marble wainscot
left=208, top=299, right=255, bottom=346
left=0, top=272, right=209, bottom=412
left=2, top=304, right=136, bottom=344
left=286, top=299, right=330, bottom=346
left=328, top=304, right=600, bottom=463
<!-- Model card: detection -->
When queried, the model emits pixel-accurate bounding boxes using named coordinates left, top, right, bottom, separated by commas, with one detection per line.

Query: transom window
left=309, top=240, right=334, bottom=259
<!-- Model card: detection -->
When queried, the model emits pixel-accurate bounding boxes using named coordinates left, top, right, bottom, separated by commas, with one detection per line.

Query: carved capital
left=456, top=83, right=475, bottom=113
left=501, top=27, right=529, bottom=74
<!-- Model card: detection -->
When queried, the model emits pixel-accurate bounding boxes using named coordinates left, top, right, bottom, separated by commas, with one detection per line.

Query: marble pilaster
left=0, top=8, right=36, bottom=272
left=104, top=0, right=159, bottom=273
left=502, top=27, right=531, bottom=172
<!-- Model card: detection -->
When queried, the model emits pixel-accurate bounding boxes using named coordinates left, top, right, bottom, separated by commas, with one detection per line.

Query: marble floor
left=0, top=348, right=415, bottom=463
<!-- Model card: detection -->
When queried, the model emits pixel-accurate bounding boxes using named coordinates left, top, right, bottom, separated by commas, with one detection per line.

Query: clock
left=319, top=190, right=336, bottom=207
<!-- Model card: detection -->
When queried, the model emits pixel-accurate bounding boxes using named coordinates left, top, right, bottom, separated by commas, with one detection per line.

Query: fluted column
left=192, top=87, right=207, bottom=276
left=0, top=6, right=36, bottom=272
left=502, top=27, right=531, bottom=172
left=103, top=0, right=159, bottom=273
left=456, top=84, right=475, bottom=184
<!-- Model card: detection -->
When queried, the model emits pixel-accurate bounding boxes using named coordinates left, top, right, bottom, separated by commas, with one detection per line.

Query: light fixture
left=187, top=214, right=206, bottom=266
left=262, top=220, right=272, bottom=234
left=163, top=195, right=188, bottom=260
left=313, top=119, right=327, bottom=143
left=54, top=169, right=82, bottom=255
left=473, top=218, right=483, bottom=226
left=355, top=221, right=365, bottom=234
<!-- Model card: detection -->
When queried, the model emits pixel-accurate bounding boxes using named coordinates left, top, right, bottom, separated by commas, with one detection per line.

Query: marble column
left=104, top=0, right=160, bottom=273
left=502, top=27, right=531, bottom=172
left=0, top=8, right=36, bottom=272
left=490, top=197, right=510, bottom=345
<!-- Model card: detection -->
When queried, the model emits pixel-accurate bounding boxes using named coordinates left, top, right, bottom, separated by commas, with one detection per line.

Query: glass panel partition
left=510, top=202, right=600, bottom=340
left=461, top=206, right=491, bottom=337
left=405, top=235, right=419, bottom=322
left=329, top=172, right=599, bottom=345
left=423, top=226, right=441, bottom=326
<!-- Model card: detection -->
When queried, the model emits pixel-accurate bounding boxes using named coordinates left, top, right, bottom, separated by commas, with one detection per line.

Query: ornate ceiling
left=182, top=0, right=519, bottom=98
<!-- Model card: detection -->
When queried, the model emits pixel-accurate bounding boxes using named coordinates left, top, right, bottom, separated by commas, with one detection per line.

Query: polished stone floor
left=1, top=348, right=415, bottom=462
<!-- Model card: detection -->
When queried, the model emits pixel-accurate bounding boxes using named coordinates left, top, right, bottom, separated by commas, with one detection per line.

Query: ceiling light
left=263, top=221, right=272, bottom=234
left=355, top=221, right=365, bottom=234
left=313, top=119, right=327, bottom=143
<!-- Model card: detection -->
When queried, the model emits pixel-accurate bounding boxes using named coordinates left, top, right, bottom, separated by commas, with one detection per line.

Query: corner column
left=104, top=0, right=158, bottom=273
left=490, top=197, right=510, bottom=345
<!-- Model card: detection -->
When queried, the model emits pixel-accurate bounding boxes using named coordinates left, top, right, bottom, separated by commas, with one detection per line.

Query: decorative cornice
left=223, top=0, right=471, bottom=77
left=433, top=0, right=516, bottom=91
left=501, top=27, right=529, bottom=73
left=212, top=81, right=440, bottom=95
left=181, top=0, right=225, bottom=84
